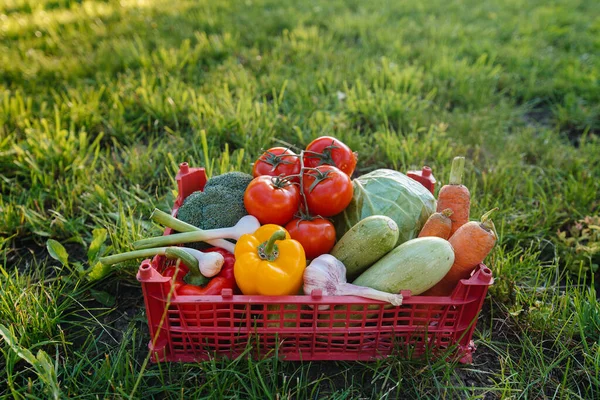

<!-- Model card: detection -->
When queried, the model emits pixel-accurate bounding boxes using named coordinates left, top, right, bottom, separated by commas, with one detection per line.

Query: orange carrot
left=424, top=209, right=498, bottom=296
left=418, top=208, right=453, bottom=239
left=437, top=157, right=470, bottom=237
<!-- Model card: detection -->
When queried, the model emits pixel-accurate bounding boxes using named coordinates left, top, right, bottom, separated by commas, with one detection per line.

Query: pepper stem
left=258, top=230, right=286, bottom=261
left=265, top=230, right=286, bottom=254
left=449, top=156, right=465, bottom=185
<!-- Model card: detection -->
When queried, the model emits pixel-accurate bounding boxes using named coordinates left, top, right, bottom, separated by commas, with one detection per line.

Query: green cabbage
left=333, top=169, right=436, bottom=246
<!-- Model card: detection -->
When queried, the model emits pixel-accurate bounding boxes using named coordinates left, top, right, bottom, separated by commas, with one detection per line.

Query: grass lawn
left=1, top=0, right=599, bottom=398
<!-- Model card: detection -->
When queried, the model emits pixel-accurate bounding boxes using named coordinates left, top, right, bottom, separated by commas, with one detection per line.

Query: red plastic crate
left=137, top=163, right=494, bottom=363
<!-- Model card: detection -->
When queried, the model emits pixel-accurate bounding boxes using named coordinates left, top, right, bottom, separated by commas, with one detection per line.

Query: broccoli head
left=176, top=171, right=252, bottom=250
left=176, top=185, right=248, bottom=231
left=203, top=171, right=253, bottom=194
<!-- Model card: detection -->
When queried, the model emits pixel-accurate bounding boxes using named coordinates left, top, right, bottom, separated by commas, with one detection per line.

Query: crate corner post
left=137, top=258, right=173, bottom=362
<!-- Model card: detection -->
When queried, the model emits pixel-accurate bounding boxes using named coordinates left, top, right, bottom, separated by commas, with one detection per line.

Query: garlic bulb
left=164, top=247, right=224, bottom=278
left=303, top=254, right=403, bottom=308
left=183, top=248, right=224, bottom=278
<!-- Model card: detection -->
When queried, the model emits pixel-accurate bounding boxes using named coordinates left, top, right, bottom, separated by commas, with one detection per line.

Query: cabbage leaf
left=334, top=169, right=436, bottom=246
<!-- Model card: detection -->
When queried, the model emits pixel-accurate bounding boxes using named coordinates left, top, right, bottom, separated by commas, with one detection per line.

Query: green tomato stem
left=298, top=150, right=311, bottom=214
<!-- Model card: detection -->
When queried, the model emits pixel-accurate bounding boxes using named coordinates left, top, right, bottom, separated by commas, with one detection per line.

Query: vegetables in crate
left=418, top=208, right=453, bottom=239
left=285, top=217, right=336, bottom=260
left=353, top=237, right=454, bottom=295
left=334, top=169, right=436, bottom=245
left=234, top=225, right=306, bottom=296
left=132, top=215, right=260, bottom=249
left=425, top=209, right=498, bottom=296
left=133, top=160, right=494, bottom=362
left=330, top=215, right=399, bottom=281
left=437, top=157, right=470, bottom=236
left=304, top=254, right=403, bottom=307
left=244, top=176, right=301, bottom=225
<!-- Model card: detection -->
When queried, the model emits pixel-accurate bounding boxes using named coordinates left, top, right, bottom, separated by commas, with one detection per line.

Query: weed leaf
left=46, top=239, right=69, bottom=266
left=0, top=324, right=37, bottom=365
left=87, top=261, right=112, bottom=281
left=88, top=228, right=108, bottom=262
left=90, top=289, right=116, bottom=307
left=0, top=324, right=62, bottom=399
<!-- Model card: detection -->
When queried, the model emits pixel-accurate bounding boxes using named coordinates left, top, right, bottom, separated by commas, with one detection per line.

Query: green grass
left=1, top=0, right=599, bottom=397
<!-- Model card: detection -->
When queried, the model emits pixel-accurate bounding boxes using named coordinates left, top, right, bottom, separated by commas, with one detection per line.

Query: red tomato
left=302, top=166, right=353, bottom=217
left=252, top=147, right=301, bottom=178
left=303, top=136, right=357, bottom=176
left=244, top=176, right=301, bottom=225
left=285, top=218, right=336, bottom=260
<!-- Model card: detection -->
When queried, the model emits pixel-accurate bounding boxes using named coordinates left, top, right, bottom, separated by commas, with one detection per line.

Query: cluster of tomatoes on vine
left=243, top=136, right=357, bottom=259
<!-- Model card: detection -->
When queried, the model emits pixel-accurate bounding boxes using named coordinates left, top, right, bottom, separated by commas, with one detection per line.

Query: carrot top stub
left=479, top=207, right=499, bottom=239
left=437, top=156, right=470, bottom=236
left=448, top=156, right=465, bottom=185
left=418, top=208, right=453, bottom=239
left=441, top=208, right=453, bottom=217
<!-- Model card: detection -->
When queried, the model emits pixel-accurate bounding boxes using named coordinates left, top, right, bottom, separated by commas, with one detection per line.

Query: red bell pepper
left=163, top=247, right=237, bottom=295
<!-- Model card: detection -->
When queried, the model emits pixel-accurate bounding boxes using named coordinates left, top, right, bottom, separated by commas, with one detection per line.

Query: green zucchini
left=353, top=237, right=454, bottom=295
left=330, top=215, right=399, bottom=281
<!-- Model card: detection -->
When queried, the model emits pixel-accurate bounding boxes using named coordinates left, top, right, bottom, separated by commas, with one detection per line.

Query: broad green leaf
left=87, top=228, right=108, bottom=262
left=0, top=324, right=37, bottom=365
left=90, top=289, right=116, bottom=307
left=0, top=324, right=62, bottom=399
left=46, top=239, right=69, bottom=266
left=73, top=262, right=86, bottom=276
left=87, top=261, right=112, bottom=281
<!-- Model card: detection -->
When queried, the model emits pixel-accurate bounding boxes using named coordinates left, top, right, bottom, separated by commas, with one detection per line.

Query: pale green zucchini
left=330, top=215, right=399, bottom=281
left=353, top=237, right=454, bottom=295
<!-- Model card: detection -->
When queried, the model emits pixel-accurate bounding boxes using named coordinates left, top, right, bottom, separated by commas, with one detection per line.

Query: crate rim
left=137, top=260, right=493, bottom=305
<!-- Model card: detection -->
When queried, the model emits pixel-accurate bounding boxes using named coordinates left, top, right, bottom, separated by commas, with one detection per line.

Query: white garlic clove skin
left=199, top=252, right=225, bottom=277
left=303, top=254, right=345, bottom=297
left=303, top=254, right=403, bottom=306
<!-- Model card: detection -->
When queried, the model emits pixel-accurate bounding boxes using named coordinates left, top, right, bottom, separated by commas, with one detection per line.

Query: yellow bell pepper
left=234, top=224, right=306, bottom=296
